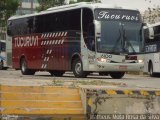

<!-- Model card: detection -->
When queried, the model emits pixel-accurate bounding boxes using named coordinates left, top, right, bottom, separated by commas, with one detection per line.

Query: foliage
left=0, top=0, right=19, bottom=21
left=71, top=0, right=93, bottom=3
left=36, top=0, right=100, bottom=12
left=70, top=0, right=100, bottom=4
left=0, top=0, right=19, bottom=39
left=36, top=0, right=65, bottom=12
left=143, top=0, right=160, bottom=24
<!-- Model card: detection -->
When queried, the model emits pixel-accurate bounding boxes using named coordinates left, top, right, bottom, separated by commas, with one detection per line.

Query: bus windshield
left=95, top=9, right=143, bottom=54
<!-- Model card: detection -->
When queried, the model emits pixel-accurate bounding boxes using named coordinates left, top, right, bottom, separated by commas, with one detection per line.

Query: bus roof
left=148, top=22, right=160, bottom=27
left=8, top=2, right=139, bottom=20
left=143, top=22, right=160, bottom=29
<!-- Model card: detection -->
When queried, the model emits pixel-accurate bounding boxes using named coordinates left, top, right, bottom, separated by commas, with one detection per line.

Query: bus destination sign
left=95, top=9, right=141, bottom=22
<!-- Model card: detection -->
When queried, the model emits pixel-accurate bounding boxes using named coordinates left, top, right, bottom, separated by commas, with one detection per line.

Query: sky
left=101, top=0, right=160, bottom=12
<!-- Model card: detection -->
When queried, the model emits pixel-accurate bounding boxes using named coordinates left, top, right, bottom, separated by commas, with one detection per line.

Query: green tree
left=144, top=0, right=160, bottom=24
left=0, top=0, right=19, bottom=39
left=0, top=0, right=19, bottom=22
left=75, top=0, right=93, bottom=2
left=70, top=0, right=100, bottom=4
left=36, top=0, right=65, bottom=12
left=36, top=0, right=101, bottom=12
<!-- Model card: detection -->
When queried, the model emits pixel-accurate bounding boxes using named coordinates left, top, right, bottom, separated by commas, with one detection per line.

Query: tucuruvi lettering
left=14, top=36, right=38, bottom=47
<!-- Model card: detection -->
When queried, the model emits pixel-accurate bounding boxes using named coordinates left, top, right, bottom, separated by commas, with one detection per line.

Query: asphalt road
left=0, top=69, right=160, bottom=89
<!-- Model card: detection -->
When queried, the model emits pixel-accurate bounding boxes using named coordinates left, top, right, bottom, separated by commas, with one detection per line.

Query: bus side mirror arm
left=94, top=20, right=101, bottom=36
left=149, top=27, right=154, bottom=39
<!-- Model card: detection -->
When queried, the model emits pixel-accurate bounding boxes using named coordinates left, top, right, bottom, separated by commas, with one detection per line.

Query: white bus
left=0, top=40, right=7, bottom=70
left=7, top=2, right=144, bottom=78
left=144, top=22, right=160, bottom=76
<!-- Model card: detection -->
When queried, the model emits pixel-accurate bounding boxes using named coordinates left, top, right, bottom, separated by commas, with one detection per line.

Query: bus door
left=81, top=8, right=96, bottom=71
left=153, top=53, right=160, bottom=72
left=153, top=25, right=160, bottom=72
left=82, top=22, right=96, bottom=71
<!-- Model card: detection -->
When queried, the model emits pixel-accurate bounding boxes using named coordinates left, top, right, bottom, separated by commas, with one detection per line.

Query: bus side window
left=144, top=28, right=150, bottom=43
left=154, top=25, right=160, bottom=41
left=35, top=16, right=43, bottom=33
left=27, top=17, right=34, bottom=34
left=0, top=42, right=5, bottom=52
left=2, top=43, right=5, bottom=51
left=82, top=8, right=95, bottom=51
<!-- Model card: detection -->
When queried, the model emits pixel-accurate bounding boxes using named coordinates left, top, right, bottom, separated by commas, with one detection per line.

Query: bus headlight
left=97, top=58, right=108, bottom=62
left=138, top=59, right=144, bottom=63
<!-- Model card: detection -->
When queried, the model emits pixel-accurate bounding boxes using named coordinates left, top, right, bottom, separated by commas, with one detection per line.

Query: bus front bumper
left=92, top=62, right=144, bottom=72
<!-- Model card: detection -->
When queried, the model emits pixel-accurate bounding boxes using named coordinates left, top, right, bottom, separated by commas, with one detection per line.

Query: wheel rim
left=150, top=65, right=153, bottom=76
left=75, top=62, right=82, bottom=74
left=22, top=61, right=26, bottom=72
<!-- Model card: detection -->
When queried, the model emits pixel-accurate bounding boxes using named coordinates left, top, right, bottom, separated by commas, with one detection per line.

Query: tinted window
left=0, top=42, right=6, bottom=51
left=82, top=8, right=93, bottom=33
left=144, top=28, right=150, bottom=43
left=27, top=17, right=34, bottom=34
left=35, top=15, right=44, bottom=33
left=154, top=25, right=160, bottom=41
left=35, top=9, right=81, bottom=33
left=82, top=8, right=95, bottom=51
left=9, top=9, right=81, bottom=36
left=8, top=17, right=34, bottom=36
left=145, top=25, right=160, bottom=43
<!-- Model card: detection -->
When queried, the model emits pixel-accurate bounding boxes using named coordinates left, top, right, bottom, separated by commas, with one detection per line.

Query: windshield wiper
left=123, top=29, right=136, bottom=53
left=111, top=29, right=122, bottom=52
left=111, top=24, right=137, bottom=54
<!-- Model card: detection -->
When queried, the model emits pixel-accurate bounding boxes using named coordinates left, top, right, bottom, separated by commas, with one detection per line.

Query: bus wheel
left=49, top=71, right=65, bottom=77
left=0, top=61, right=3, bottom=70
left=72, top=59, right=88, bottom=78
left=149, top=62, right=155, bottom=77
left=110, top=72, right=125, bottom=79
left=20, top=58, right=35, bottom=75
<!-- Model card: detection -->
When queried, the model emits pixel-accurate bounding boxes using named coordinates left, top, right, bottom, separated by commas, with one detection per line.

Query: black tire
left=49, top=70, right=65, bottom=77
left=2, top=67, right=8, bottom=70
left=110, top=72, right=125, bottom=79
left=149, top=62, right=155, bottom=77
left=20, top=58, right=35, bottom=75
left=72, top=59, right=88, bottom=78
left=0, top=60, right=3, bottom=70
